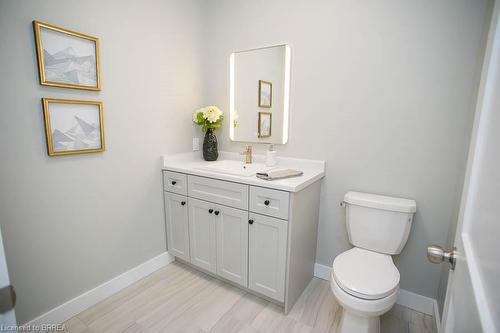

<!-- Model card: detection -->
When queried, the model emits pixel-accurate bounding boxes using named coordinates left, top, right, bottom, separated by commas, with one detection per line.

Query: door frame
left=0, top=226, right=16, bottom=327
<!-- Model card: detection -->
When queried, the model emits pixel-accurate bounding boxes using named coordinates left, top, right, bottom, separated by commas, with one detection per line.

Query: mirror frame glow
left=229, top=44, right=291, bottom=144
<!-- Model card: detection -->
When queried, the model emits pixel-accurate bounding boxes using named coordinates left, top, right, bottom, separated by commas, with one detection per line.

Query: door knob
left=208, top=209, right=214, bottom=214
left=248, top=219, right=254, bottom=225
left=0, top=285, right=16, bottom=314
left=181, top=201, right=186, bottom=206
left=264, top=200, right=270, bottom=206
left=171, top=180, right=177, bottom=185
left=427, top=245, right=456, bottom=270
left=214, top=211, right=220, bottom=215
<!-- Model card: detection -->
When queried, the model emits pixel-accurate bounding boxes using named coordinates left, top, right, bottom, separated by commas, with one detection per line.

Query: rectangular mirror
left=230, top=44, right=291, bottom=144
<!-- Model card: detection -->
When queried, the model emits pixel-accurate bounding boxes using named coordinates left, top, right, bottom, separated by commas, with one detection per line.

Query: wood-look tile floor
left=64, top=261, right=436, bottom=333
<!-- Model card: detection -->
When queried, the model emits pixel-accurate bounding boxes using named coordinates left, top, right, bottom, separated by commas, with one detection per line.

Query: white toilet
left=331, top=191, right=416, bottom=333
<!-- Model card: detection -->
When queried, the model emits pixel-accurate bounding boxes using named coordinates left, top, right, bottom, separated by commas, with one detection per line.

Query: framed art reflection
left=258, top=80, right=272, bottom=108
left=258, top=112, right=272, bottom=138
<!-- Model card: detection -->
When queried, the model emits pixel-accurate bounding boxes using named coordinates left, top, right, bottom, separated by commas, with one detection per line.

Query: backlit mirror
left=230, top=44, right=291, bottom=144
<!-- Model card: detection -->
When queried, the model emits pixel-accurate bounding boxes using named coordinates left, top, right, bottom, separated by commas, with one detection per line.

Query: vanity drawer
left=188, top=175, right=248, bottom=210
left=163, top=171, right=188, bottom=195
left=249, top=186, right=290, bottom=220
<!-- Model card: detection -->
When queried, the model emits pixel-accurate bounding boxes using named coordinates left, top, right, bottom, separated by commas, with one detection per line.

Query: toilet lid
left=332, top=247, right=400, bottom=300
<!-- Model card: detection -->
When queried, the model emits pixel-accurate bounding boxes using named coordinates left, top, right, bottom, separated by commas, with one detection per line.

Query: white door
left=432, top=4, right=500, bottom=332
left=164, top=192, right=190, bottom=261
left=248, top=213, right=287, bottom=302
left=188, top=198, right=217, bottom=274
left=215, top=205, right=248, bottom=287
left=0, top=226, right=16, bottom=327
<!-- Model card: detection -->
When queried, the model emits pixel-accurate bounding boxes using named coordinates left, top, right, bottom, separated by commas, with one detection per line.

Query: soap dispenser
left=266, top=144, right=277, bottom=167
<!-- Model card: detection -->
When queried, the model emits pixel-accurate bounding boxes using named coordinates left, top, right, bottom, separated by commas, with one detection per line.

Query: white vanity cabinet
left=162, top=157, right=323, bottom=313
left=215, top=205, right=249, bottom=286
left=248, top=212, right=287, bottom=301
left=188, top=197, right=217, bottom=274
left=163, top=192, right=189, bottom=262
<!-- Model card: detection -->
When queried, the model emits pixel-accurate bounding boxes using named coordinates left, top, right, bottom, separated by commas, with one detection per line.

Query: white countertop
left=161, top=151, right=325, bottom=192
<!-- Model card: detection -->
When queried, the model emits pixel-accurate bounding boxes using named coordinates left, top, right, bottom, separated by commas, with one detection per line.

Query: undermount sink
left=196, top=160, right=275, bottom=177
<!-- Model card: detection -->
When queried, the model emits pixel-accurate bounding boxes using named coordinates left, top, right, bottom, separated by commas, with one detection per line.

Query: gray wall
left=203, top=0, right=491, bottom=298
left=0, top=0, right=205, bottom=323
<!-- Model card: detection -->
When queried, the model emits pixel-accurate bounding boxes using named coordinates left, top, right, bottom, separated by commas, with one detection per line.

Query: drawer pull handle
left=214, top=210, right=220, bottom=215
left=171, top=180, right=177, bottom=185
left=248, top=219, right=254, bottom=225
left=208, top=209, right=214, bottom=214
left=181, top=201, right=186, bottom=206
left=264, top=200, right=270, bottom=206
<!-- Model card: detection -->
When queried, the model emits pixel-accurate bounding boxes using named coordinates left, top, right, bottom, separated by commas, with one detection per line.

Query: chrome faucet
left=241, top=145, right=252, bottom=164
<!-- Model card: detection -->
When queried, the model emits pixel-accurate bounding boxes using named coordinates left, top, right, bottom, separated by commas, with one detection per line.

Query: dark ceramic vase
left=203, top=128, right=218, bottom=161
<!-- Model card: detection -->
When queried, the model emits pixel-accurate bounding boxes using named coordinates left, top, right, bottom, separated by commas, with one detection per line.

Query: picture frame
left=33, top=21, right=101, bottom=91
left=42, top=98, right=105, bottom=156
left=258, top=112, right=272, bottom=138
left=258, top=80, right=272, bottom=108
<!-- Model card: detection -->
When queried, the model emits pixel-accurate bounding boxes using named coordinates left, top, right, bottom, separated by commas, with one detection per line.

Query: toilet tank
left=344, top=192, right=416, bottom=255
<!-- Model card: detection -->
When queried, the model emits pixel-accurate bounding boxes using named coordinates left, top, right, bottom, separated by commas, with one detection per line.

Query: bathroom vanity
left=160, top=42, right=323, bottom=312
left=161, top=152, right=325, bottom=313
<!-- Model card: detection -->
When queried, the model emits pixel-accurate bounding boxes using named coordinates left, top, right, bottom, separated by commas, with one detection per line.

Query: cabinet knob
left=171, top=180, right=177, bottom=185
left=264, top=200, right=270, bottom=206
left=214, top=210, right=220, bottom=215
left=248, top=219, right=254, bottom=225
left=208, top=209, right=214, bottom=214
left=181, top=201, right=186, bottom=206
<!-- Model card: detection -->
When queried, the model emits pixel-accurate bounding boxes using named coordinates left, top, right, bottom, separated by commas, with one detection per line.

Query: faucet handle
left=240, top=145, right=252, bottom=154
left=240, top=145, right=252, bottom=164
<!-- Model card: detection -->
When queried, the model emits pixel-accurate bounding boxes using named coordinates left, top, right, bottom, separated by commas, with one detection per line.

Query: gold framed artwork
left=33, top=21, right=101, bottom=91
left=258, top=112, right=272, bottom=138
left=258, top=80, right=272, bottom=108
left=42, top=98, right=105, bottom=156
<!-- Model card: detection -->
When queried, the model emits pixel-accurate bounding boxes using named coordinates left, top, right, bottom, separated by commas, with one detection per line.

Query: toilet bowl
left=331, top=192, right=416, bottom=333
left=331, top=247, right=400, bottom=333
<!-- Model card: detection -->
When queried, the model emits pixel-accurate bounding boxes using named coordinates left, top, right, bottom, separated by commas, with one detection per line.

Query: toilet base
left=338, top=309, right=380, bottom=333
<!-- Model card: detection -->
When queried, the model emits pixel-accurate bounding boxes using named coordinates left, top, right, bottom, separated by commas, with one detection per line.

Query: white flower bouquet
left=193, top=106, right=224, bottom=132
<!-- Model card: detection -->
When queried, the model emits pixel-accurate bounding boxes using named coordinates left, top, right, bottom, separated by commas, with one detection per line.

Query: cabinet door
left=164, top=192, right=189, bottom=261
left=188, top=198, right=217, bottom=273
left=248, top=213, right=288, bottom=302
left=216, top=205, right=248, bottom=287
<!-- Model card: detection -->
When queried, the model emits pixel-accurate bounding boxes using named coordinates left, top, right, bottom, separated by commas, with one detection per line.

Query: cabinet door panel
left=216, top=206, right=248, bottom=287
left=248, top=213, right=288, bottom=302
left=188, top=198, right=217, bottom=273
left=164, top=192, right=189, bottom=261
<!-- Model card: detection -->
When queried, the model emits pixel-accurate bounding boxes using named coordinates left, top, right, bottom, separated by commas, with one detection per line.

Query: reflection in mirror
left=230, top=44, right=291, bottom=144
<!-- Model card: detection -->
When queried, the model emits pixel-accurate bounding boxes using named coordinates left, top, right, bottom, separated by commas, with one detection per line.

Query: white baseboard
left=397, top=289, right=435, bottom=316
left=314, top=262, right=436, bottom=316
left=313, top=261, right=332, bottom=280
left=26, top=252, right=175, bottom=326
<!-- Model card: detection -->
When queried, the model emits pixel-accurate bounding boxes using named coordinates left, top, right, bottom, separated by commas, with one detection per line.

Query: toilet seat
left=332, top=247, right=400, bottom=300
left=330, top=274, right=399, bottom=318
